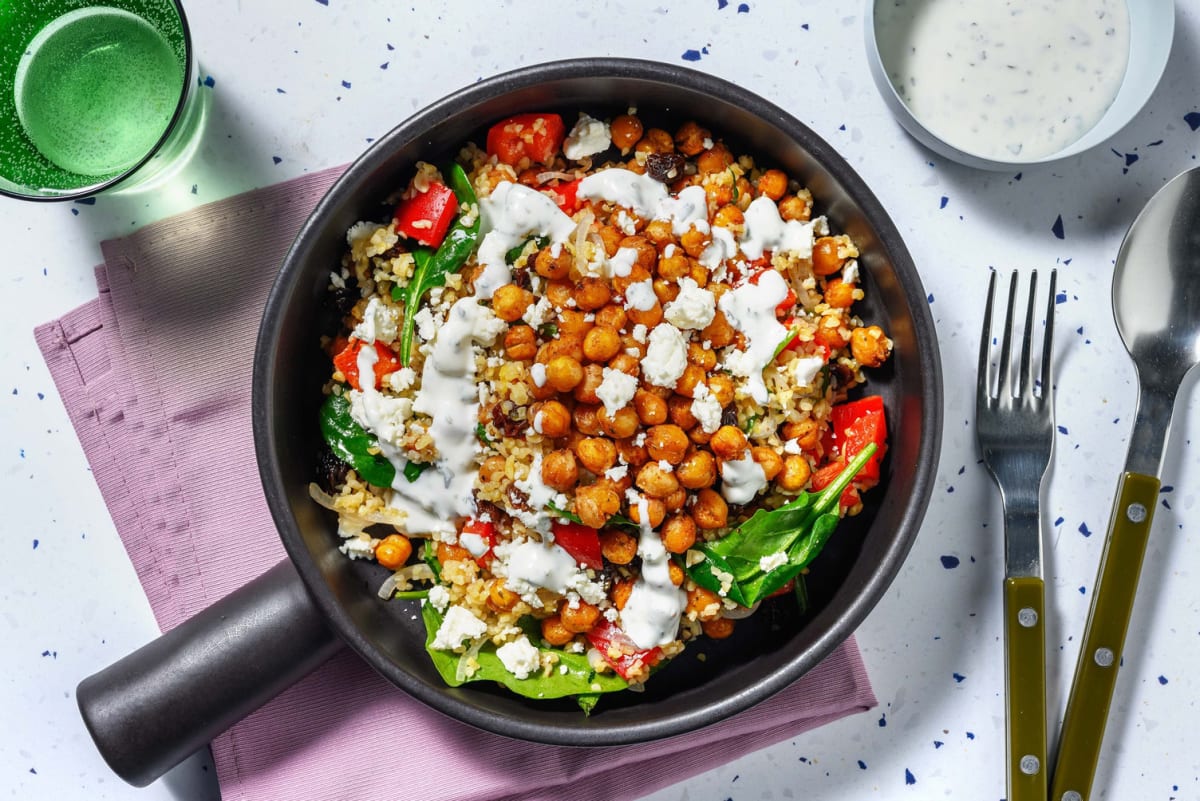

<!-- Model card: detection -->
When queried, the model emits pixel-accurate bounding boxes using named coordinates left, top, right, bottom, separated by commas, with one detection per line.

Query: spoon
left=1052, top=167, right=1200, bottom=801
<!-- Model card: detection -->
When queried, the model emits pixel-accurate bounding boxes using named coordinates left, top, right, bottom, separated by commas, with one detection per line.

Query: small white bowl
left=865, top=0, right=1175, bottom=170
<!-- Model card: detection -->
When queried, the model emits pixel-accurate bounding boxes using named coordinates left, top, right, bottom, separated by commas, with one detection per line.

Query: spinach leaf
left=403, top=461, right=430, bottom=482
left=318, top=392, right=396, bottom=488
left=396, top=163, right=481, bottom=365
left=685, top=442, right=877, bottom=608
left=420, top=604, right=628, bottom=702
left=505, top=234, right=549, bottom=266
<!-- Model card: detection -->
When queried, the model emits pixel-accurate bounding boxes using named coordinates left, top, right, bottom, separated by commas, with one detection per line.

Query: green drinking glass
left=0, top=0, right=206, bottom=201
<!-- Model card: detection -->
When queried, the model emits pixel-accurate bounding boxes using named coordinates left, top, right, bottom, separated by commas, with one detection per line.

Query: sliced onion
left=376, top=573, right=400, bottom=600
left=455, top=637, right=487, bottom=683
left=572, top=207, right=595, bottom=273
left=536, top=170, right=577, bottom=184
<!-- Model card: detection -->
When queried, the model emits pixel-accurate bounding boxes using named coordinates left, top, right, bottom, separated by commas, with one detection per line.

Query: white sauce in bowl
left=874, top=0, right=1130, bottom=160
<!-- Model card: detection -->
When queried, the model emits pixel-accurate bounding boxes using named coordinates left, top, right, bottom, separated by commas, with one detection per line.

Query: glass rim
left=0, top=0, right=195, bottom=202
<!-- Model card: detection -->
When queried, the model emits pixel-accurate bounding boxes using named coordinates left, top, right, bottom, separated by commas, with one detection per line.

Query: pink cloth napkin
left=34, top=167, right=876, bottom=801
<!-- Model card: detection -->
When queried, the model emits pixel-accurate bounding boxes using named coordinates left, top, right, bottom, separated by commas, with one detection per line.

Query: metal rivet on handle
left=1126, top=502, right=1147, bottom=523
left=1018, top=607, right=1038, bottom=628
left=1094, top=647, right=1115, bottom=667
left=1019, top=755, right=1040, bottom=775
left=1062, top=792, right=1082, bottom=801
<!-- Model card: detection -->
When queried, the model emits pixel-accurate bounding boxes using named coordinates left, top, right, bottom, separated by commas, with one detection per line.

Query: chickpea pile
left=469, top=115, right=892, bottom=646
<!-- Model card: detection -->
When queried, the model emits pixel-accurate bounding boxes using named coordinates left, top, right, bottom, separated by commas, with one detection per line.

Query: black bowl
left=255, top=58, right=943, bottom=744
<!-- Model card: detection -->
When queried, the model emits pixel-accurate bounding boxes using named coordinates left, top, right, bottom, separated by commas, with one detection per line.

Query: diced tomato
left=551, top=521, right=603, bottom=571
left=486, top=113, right=566, bottom=167
left=546, top=178, right=582, bottom=214
left=458, top=518, right=496, bottom=567
left=333, top=340, right=400, bottom=391
left=824, top=395, right=887, bottom=483
left=393, top=182, right=458, bottom=248
left=585, top=620, right=662, bottom=682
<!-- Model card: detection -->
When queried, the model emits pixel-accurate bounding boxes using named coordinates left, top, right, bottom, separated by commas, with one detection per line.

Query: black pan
left=75, top=58, right=943, bottom=788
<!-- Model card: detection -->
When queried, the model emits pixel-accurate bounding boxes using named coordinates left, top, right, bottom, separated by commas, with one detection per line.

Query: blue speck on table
left=32, top=539, right=38, bottom=549
left=273, top=156, right=283, bottom=165
left=939, top=195, right=948, bottom=209
left=1051, top=215, right=1065, bottom=239
left=1159, top=675, right=1169, bottom=685
left=737, top=2, right=749, bottom=10
left=905, top=768, right=916, bottom=785
left=682, top=49, right=702, bottom=62
left=1184, top=111, right=1200, bottom=131
left=1078, top=522, right=1091, bottom=537
left=940, top=555, right=960, bottom=569
left=952, top=672, right=966, bottom=683
left=858, top=760, right=867, bottom=769
left=341, top=79, right=352, bottom=89
left=878, top=713, right=887, bottom=727
left=202, top=75, right=215, bottom=88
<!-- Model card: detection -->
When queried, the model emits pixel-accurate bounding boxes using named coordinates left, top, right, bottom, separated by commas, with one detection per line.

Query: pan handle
left=76, top=558, right=342, bottom=787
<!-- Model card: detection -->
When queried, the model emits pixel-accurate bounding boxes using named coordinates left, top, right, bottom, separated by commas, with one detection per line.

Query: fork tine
left=978, top=271, right=998, bottom=401
left=998, top=271, right=1018, bottom=399
left=1041, top=269, right=1057, bottom=401
left=1019, top=271, right=1038, bottom=398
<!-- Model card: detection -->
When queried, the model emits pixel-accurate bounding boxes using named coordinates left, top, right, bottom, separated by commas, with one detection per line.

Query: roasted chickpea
left=636, top=461, right=680, bottom=498
left=644, top=218, right=675, bottom=246
left=702, top=617, right=736, bottom=639
left=437, top=541, right=473, bottom=565
left=635, top=127, right=674, bottom=155
left=582, top=325, right=621, bottom=363
left=750, top=446, right=784, bottom=481
left=573, top=363, right=605, bottom=404
left=575, top=436, right=617, bottom=474
left=541, top=449, right=579, bottom=492
left=594, top=303, right=627, bottom=331
left=600, top=528, right=638, bottom=565
left=782, top=418, right=821, bottom=452
left=374, top=534, right=412, bottom=570
left=686, top=342, right=717, bottom=371
left=596, top=224, right=623, bottom=257
left=634, top=388, right=668, bottom=425
left=657, top=248, right=691, bottom=281
left=699, top=309, right=735, bottom=348
left=479, top=454, right=508, bottom=483
left=661, top=512, right=697, bottom=554
left=575, top=483, right=621, bottom=529
left=824, top=277, right=856, bottom=309
left=673, top=363, right=706, bottom=398
left=534, top=245, right=572, bottom=279
left=615, top=437, right=649, bottom=467
left=576, top=277, right=612, bottom=311
left=646, top=424, right=689, bottom=464
left=696, top=142, right=733, bottom=174
left=851, top=325, right=893, bottom=367
left=674, top=121, right=711, bottom=156
left=813, top=313, right=850, bottom=350
left=573, top=403, right=602, bottom=436
left=686, top=585, right=722, bottom=620
left=756, top=168, right=788, bottom=201
left=532, top=399, right=571, bottom=438
left=812, top=236, right=844, bottom=276
left=679, top=228, right=710, bottom=259
left=652, top=277, right=680, bottom=305
left=663, top=487, right=688, bottom=513
left=777, top=454, right=812, bottom=492
left=599, top=406, right=640, bottom=439
left=676, top=450, right=718, bottom=488
left=536, top=332, right=584, bottom=364
left=710, top=425, right=749, bottom=460
left=778, top=191, right=813, bottom=222
left=627, top=494, right=666, bottom=528
left=546, top=278, right=574, bottom=308
left=610, top=114, right=643, bottom=154
left=691, top=488, right=729, bottom=529
left=706, top=373, right=735, bottom=407
left=529, top=377, right=557, bottom=401
left=492, top=283, right=533, bottom=323
left=545, top=355, right=584, bottom=392
left=712, top=204, right=745, bottom=233
left=611, top=578, right=635, bottom=610
left=619, top=235, right=658, bottom=272
left=607, top=352, right=641, bottom=377
left=541, top=615, right=575, bottom=647
left=504, top=324, right=537, bottom=361
left=626, top=301, right=663, bottom=328
left=487, top=578, right=519, bottom=612
left=667, top=394, right=698, bottom=430
left=560, top=599, right=602, bottom=634
left=689, top=258, right=710, bottom=287
left=557, top=308, right=594, bottom=339
left=688, top=425, right=714, bottom=446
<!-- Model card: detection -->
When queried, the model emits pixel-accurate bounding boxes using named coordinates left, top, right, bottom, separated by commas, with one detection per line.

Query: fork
left=976, top=269, right=1057, bottom=801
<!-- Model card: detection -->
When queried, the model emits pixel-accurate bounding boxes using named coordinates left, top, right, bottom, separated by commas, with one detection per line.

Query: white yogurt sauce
left=476, top=181, right=576, bottom=298
left=717, top=270, right=789, bottom=404
left=619, top=496, right=687, bottom=649
left=720, top=454, right=768, bottom=504
left=874, top=0, right=1131, bottom=160
left=739, top=196, right=814, bottom=261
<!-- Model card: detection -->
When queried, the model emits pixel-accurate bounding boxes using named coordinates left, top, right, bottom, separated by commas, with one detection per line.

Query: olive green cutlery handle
left=1005, top=575, right=1048, bottom=801
left=1051, top=472, right=1160, bottom=801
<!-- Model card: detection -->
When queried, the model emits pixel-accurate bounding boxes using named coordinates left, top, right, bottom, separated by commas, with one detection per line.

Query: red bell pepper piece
left=585, top=620, right=662, bottom=682
left=333, top=340, right=401, bottom=391
left=812, top=395, right=887, bottom=507
left=393, top=182, right=458, bottom=248
left=551, top=521, right=603, bottom=571
left=486, top=113, right=566, bottom=167
left=546, top=178, right=582, bottom=214
left=458, top=518, right=496, bottom=567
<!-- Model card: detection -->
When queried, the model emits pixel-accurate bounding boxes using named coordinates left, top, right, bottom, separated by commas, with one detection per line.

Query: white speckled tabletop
left=4, top=2, right=1200, bottom=800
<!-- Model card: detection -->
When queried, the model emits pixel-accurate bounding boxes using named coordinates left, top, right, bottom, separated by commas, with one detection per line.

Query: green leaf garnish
left=318, top=391, right=395, bottom=488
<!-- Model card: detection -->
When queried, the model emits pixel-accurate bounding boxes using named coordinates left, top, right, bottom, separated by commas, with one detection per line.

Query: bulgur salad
left=313, top=110, right=893, bottom=711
